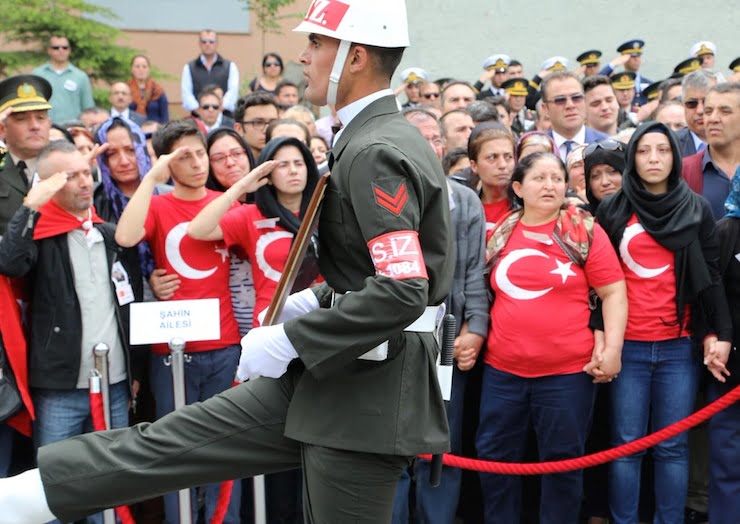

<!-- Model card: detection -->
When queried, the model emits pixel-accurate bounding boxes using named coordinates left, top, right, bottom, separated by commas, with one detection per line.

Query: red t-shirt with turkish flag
left=483, top=200, right=511, bottom=242
left=220, top=204, right=293, bottom=327
left=485, top=219, right=623, bottom=377
left=620, top=214, right=690, bottom=341
left=144, top=191, right=241, bottom=354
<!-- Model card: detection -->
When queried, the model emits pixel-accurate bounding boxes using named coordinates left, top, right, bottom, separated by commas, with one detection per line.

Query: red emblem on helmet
left=303, top=0, right=350, bottom=31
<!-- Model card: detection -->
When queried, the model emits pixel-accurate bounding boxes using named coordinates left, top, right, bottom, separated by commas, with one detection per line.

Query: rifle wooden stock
left=262, top=171, right=331, bottom=327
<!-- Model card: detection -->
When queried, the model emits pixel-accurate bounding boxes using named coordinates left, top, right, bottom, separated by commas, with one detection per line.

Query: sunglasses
left=264, top=61, right=281, bottom=67
left=423, top=93, right=441, bottom=99
left=684, top=98, right=705, bottom=109
left=50, top=45, right=70, bottom=50
left=584, top=139, right=625, bottom=157
left=547, top=93, right=585, bottom=106
left=200, top=38, right=216, bottom=44
left=201, top=104, right=220, bottom=110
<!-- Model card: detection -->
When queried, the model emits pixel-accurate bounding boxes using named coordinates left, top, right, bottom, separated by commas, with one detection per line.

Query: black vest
left=188, top=55, right=232, bottom=99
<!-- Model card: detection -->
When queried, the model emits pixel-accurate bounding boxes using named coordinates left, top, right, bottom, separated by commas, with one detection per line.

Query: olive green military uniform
left=38, top=94, right=454, bottom=523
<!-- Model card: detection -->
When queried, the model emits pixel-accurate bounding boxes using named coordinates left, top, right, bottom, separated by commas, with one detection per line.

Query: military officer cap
left=577, top=50, right=602, bottom=66
left=540, top=56, right=569, bottom=72
left=610, top=72, right=636, bottom=90
left=400, top=67, right=428, bottom=84
left=483, top=54, right=511, bottom=72
left=0, top=74, right=52, bottom=114
left=674, top=57, right=703, bottom=76
left=617, top=39, right=645, bottom=56
left=501, top=78, right=531, bottom=97
left=642, top=80, right=663, bottom=102
left=690, top=41, right=716, bottom=58
left=729, top=57, right=740, bottom=73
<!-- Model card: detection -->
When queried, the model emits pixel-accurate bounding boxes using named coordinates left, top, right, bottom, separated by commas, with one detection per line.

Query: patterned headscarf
left=96, top=117, right=155, bottom=277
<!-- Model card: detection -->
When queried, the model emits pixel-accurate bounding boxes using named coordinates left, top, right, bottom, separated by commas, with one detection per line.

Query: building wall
left=102, top=0, right=737, bottom=117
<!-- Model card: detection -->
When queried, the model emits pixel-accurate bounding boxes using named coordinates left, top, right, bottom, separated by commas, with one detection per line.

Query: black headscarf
left=584, top=143, right=626, bottom=214
left=255, top=137, right=321, bottom=292
left=596, top=121, right=713, bottom=331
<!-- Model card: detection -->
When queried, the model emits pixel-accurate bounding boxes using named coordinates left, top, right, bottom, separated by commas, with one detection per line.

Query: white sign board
left=129, top=299, right=221, bottom=345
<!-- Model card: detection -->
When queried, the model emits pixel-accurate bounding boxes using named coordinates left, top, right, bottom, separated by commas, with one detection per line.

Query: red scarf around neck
left=33, top=199, right=104, bottom=240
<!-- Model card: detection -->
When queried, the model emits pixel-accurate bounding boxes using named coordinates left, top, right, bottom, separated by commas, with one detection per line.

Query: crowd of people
left=0, top=7, right=738, bottom=523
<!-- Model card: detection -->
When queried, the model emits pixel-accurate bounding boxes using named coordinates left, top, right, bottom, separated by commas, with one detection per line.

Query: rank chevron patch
left=372, top=182, right=408, bottom=217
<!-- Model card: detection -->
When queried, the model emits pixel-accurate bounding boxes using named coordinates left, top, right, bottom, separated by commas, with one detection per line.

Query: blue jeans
left=0, top=423, right=13, bottom=477
left=475, top=365, right=595, bottom=524
left=32, top=382, right=130, bottom=524
left=392, top=365, right=468, bottom=524
left=707, top=380, right=740, bottom=524
left=150, top=345, right=242, bottom=524
left=609, top=337, right=699, bottom=524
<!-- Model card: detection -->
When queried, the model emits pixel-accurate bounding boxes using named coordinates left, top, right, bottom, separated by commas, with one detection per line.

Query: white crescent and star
left=255, top=230, right=293, bottom=282
left=619, top=223, right=670, bottom=278
left=164, top=222, right=219, bottom=280
left=495, top=248, right=577, bottom=300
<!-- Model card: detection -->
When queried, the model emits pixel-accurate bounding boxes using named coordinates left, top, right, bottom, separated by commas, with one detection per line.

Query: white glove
left=256, top=287, right=320, bottom=326
left=237, top=324, right=299, bottom=381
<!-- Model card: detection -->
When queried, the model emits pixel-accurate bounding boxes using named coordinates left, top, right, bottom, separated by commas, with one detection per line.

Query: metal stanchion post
left=168, top=337, right=193, bottom=524
left=90, top=343, right=116, bottom=524
left=93, top=343, right=111, bottom=430
left=253, top=475, right=267, bottom=524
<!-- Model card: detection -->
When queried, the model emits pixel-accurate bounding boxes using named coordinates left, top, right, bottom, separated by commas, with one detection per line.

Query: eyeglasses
left=200, top=39, right=216, bottom=44
left=584, top=139, right=625, bottom=157
left=264, top=61, right=281, bottom=67
left=210, top=148, right=247, bottom=165
left=201, top=104, right=220, bottom=110
left=423, top=93, right=441, bottom=99
left=241, top=119, right=276, bottom=130
left=50, top=45, right=69, bottom=50
left=547, top=93, right=585, bottom=106
left=684, top=98, right=705, bottom=109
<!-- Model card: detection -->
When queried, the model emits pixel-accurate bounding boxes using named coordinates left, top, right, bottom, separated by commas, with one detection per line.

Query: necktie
left=15, top=160, right=29, bottom=189
left=564, top=140, right=575, bottom=155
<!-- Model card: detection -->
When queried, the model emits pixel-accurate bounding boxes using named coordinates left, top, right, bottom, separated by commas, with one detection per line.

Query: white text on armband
left=367, top=230, right=429, bottom=280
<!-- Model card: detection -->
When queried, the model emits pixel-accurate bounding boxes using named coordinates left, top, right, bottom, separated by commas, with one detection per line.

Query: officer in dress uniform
left=577, top=50, right=603, bottom=78
left=729, top=57, right=740, bottom=82
left=0, top=2, right=455, bottom=523
left=475, top=54, right=511, bottom=99
left=0, top=75, right=52, bottom=235
left=398, top=67, right=429, bottom=108
left=600, top=40, right=652, bottom=107
left=502, top=77, right=535, bottom=136
left=611, top=72, right=639, bottom=127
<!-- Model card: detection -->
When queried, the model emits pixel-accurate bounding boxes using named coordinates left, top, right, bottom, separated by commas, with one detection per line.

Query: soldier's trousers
left=38, top=370, right=412, bottom=524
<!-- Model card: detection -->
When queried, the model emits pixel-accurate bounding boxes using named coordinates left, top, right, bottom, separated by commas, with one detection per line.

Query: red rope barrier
left=420, top=383, right=740, bottom=475
left=89, top=387, right=137, bottom=524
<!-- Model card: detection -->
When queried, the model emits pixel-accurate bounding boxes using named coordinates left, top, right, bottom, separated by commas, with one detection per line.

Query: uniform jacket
left=0, top=156, right=29, bottom=235
left=282, top=95, right=454, bottom=456
left=0, top=205, right=145, bottom=390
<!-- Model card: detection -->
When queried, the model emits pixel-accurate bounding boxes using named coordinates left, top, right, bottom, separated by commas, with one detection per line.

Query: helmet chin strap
left=326, top=39, right=352, bottom=107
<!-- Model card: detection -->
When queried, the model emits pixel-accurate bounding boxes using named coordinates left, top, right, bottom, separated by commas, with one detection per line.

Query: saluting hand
left=23, top=171, right=68, bottom=211
left=145, top=146, right=190, bottom=185
left=227, top=160, right=275, bottom=203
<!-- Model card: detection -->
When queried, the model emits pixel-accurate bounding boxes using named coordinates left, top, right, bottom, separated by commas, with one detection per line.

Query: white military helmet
left=294, top=0, right=410, bottom=106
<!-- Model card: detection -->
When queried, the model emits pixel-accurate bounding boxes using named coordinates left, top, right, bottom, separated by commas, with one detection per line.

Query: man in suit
left=0, top=2, right=454, bottom=523
left=108, top=82, right=146, bottom=127
left=0, top=75, right=52, bottom=235
left=677, top=69, right=718, bottom=158
left=542, top=71, right=607, bottom=161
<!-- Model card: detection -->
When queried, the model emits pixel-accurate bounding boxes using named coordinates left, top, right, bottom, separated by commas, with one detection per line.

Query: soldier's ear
left=347, top=44, right=370, bottom=74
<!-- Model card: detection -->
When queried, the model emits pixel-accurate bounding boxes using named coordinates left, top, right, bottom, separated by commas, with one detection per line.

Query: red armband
left=367, top=230, right=428, bottom=280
